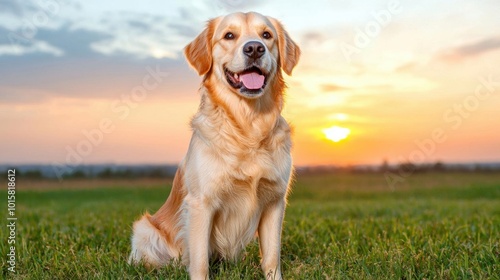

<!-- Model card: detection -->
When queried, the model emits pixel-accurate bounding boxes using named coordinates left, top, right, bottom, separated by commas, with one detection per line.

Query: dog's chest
left=208, top=124, right=291, bottom=259
left=225, top=121, right=291, bottom=182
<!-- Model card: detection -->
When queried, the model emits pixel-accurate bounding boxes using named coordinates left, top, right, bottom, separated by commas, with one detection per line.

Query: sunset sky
left=1, top=0, right=500, bottom=167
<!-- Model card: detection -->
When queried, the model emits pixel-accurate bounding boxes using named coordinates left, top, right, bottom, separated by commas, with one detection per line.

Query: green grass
left=1, top=172, right=499, bottom=279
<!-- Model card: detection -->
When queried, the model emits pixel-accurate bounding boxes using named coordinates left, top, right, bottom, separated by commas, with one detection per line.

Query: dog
left=129, top=12, right=300, bottom=280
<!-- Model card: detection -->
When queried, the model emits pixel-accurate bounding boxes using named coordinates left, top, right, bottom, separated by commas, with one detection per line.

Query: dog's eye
left=224, top=32, right=235, bottom=40
left=262, top=31, right=272, bottom=39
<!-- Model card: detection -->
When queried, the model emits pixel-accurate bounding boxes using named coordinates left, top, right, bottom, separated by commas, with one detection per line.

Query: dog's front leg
left=258, top=199, right=286, bottom=280
left=186, top=196, right=213, bottom=280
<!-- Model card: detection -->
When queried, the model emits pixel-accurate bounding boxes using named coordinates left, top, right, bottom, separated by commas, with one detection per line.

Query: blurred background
left=1, top=0, right=500, bottom=178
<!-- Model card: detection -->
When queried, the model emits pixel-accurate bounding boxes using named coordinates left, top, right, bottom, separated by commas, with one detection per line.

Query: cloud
left=0, top=40, right=64, bottom=56
left=302, top=32, right=327, bottom=43
left=455, top=37, right=500, bottom=56
left=78, top=11, right=199, bottom=59
left=439, top=37, right=500, bottom=62
left=36, top=27, right=112, bottom=56
left=321, top=84, right=347, bottom=92
left=395, top=62, right=417, bottom=73
left=126, top=19, right=150, bottom=32
left=0, top=1, right=23, bottom=16
left=0, top=3, right=202, bottom=59
left=0, top=26, right=112, bottom=57
left=214, top=0, right=266, bottom=12
left=0, top=0, right=36, bottom=17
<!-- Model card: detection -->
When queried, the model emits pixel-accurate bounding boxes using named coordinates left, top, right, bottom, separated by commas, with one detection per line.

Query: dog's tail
left=128, top=213, right=180, bottom=267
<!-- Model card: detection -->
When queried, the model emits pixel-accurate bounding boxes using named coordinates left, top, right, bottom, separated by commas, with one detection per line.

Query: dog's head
left=184, top=12, right=300, bottom=99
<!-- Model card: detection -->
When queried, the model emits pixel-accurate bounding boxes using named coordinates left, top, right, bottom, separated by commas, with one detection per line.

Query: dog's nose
left=243, top=41, right=265, bottom=59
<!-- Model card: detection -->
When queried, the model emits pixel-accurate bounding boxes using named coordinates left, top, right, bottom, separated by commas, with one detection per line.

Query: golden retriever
left=129, top=12, right=300, bottom=280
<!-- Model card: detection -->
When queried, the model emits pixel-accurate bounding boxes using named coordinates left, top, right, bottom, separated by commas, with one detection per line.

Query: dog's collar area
left=224, top=66, right=267, bottom=95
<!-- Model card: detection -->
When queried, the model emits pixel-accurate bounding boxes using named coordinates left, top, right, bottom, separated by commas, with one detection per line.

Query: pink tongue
left=240, top=72, right=265, bottom=90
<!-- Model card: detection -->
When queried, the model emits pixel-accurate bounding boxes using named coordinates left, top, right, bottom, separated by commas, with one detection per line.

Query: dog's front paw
left=265, top=268, right=283, bottom=280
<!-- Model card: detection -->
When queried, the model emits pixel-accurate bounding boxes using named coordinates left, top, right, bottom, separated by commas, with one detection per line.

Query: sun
left=323, top=126, right=351, bottom=142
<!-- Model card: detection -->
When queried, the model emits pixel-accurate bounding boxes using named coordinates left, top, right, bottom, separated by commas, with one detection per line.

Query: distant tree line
left=3, top=161, right=500, bottom=179
left=17, top=170, right=45, bottom=179
left=297, top=161, right=500, bottom=175
left=62, top=167, right=175, bottom=179
left=1, top=166, right=176, bottom=180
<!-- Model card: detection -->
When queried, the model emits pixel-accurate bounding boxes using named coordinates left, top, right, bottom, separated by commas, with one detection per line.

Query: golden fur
left=129, top=12, right=300, bottom=280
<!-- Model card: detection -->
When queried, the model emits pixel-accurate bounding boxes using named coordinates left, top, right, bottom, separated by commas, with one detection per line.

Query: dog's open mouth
left=225, top=66, right=267, bottom=92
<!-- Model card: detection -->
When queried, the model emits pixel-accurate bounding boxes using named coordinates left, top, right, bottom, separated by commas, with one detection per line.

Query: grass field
left=1, top=172, right=499, bottom=279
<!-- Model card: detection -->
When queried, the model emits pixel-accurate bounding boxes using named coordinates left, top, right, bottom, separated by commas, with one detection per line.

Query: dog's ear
left=184, top=19, right=216, bottom=76
left=270, top=18, right=301, bottom=75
